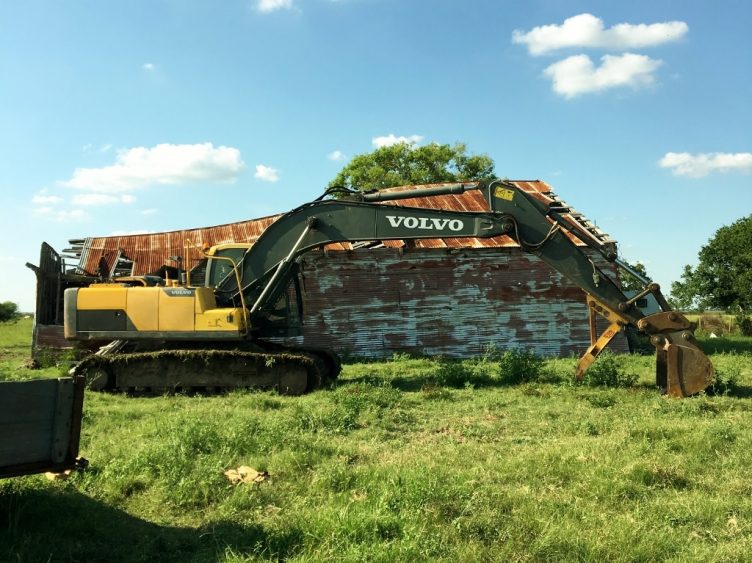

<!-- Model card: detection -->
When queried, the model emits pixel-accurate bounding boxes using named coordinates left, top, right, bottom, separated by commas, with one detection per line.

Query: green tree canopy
left=670, top=215, right=752, bottom=312
left=619, top=262, right=651, bottom=293
left=0, top=301, right=19, bottom=323
left=329, top=142, right=495, bottom=192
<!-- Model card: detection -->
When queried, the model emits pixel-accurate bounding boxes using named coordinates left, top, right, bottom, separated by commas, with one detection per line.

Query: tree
left=619, top=261, right=651, bottom=293
left=670, top=215, right=752, bottom=312
left=0, top=301, right=19, bottom=323
left=329, top=142, right=496, bottom=192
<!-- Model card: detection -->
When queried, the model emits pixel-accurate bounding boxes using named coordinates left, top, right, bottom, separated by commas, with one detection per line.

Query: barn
left=30, top=180, right=629, bottom=357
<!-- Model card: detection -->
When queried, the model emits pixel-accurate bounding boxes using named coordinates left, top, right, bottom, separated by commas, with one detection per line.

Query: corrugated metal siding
left=273, top=247, right=628, bottom=358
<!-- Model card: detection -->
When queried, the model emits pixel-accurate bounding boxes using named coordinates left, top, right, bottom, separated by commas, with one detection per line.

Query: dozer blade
left=641, top=312, right=715, bottom=397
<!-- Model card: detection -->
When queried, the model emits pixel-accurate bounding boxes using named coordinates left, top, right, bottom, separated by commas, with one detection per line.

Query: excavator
left=63, top=180, right=715, bottom=398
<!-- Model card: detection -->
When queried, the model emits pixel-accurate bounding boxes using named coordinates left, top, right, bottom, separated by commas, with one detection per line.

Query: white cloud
left=543, top=53, right=662, bottom=98
left=254, top=164, right=280, bottom=182
left=143, top=63, right=156, bottom=71
left=659, top=152, right=752, bottom=178
left=512, top=13, right=688, bottom=56
left=372, top=134, right=424, bottom=148
left=58, top=209, right=87, bottom=222
left=328, top=150, right=345, bottom=162
left=81, top=143, right=114, bottom=155
left=63, top=143, right=245, bottom=193
left=141, top=208, right=158, bottom=215
left=257, top=0, right=293, bottom=12
left=71, top=193, right=137, bottom=206
left=33, top=207, right=88, bottom=222
left=32, top=194, right=63, bottom=205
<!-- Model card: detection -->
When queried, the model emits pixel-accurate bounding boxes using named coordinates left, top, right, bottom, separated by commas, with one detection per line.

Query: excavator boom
left=219, top=180, right=713, bottom=396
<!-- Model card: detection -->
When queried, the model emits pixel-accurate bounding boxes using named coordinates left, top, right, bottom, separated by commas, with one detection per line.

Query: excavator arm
left=221, top=180, right=713, bottom=397
left=483, top=180, right=714, bottom=397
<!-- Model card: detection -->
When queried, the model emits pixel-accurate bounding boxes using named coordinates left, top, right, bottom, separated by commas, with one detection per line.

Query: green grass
left=0, top=317, right=71, bottom=380
left=2, top=319, right=752, bottom=561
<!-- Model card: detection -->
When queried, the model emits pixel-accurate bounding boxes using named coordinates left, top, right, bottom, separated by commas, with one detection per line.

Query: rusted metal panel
left=275, top=247, right=628, bottom=358
left=28, top=242, right=67, bottom=324
left=74, top=215, right=281, bottom=276
left=33, top=324, right=71, bottom=350
left=0, top=376, right=85, bottom=478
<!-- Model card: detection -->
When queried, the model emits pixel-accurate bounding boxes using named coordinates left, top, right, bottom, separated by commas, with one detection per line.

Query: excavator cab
left=249, top=274, right=305, bottom=337
left=189, top=242, right=306, bottom=337
left=188, top=243, right=251, bottom=289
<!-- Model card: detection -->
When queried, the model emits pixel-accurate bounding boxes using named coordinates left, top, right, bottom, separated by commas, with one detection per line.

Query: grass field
left=2, top=318, right=752, bottom=562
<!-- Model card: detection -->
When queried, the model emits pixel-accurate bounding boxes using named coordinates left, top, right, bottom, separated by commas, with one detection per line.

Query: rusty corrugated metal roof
left=74, top=215, right=280, bottom=276
left=71, top=180, right=615, bottom=276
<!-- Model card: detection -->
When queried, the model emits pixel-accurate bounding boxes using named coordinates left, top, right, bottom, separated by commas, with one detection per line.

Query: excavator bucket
left=654, top=334, right=715, bottom=397
left=641, top=312, right=715, bottom=397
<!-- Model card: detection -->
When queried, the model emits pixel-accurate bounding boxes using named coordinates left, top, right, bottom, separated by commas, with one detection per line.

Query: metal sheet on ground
left=0, top=377, right=84, bottom=478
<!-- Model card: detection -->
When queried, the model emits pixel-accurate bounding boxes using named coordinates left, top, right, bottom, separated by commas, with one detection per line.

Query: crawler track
left=71, top=342, right=340, bottom=395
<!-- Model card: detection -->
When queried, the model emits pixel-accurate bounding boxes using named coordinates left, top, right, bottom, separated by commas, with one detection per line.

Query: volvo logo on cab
left=385, top=215, right=464, bottom=232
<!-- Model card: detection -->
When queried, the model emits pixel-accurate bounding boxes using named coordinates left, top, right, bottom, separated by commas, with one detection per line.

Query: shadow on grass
left=341, top=374, right=752, bottom=401
left=339, top=373, right=563, bottom=393
left=631, top=380, right=752, bottom=400
left=0, top=485, right=299, bottom=563
left=339, top=373, right=463, bottom=392
left=706, top=384, right=752, bottom=399
left=336, top=374, right=424, bottom=392
left=697, top=337, right=752, bottom=355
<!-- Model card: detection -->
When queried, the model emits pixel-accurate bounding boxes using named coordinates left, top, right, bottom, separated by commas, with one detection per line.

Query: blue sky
left=1, top=0, right=750, bottom=311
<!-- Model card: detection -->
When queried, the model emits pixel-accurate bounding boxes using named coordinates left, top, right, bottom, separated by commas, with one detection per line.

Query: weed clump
left=433, top=347, right=502, bottom=388
left=707, top=362, right=741, bottom=395
left=497, top=349, right=545, bottom=385
left=434, top=360, right=483, bottom=388
left=432, top=348, right=547, bottom=388
left=735, top=314, right=752, bottom=336
left=31, top=347, right=80, bottom=374
left=577, top=351, right=637, bottom=388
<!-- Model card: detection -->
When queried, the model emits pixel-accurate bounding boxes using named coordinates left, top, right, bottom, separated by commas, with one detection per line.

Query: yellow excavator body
left=66, top=285, right=246, bottom=339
